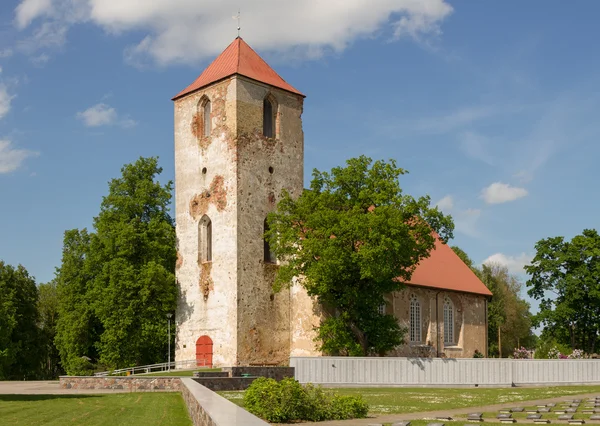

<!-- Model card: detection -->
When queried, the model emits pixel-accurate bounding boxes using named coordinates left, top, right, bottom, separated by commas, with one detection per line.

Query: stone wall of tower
left=174, top=78, right=239, bottom=366
left=235, top=77, right=304, bottom=365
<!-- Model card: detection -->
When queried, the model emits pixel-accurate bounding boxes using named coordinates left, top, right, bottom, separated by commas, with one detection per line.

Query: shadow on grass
left=0, top=394, right=102, bottom=402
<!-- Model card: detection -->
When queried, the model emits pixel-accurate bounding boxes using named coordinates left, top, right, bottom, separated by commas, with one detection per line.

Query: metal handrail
left=94, top=359, right=208, bottom=377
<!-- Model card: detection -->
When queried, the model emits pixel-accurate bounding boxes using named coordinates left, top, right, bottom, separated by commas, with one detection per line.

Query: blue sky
left=1, top=0, right=599, bottom=314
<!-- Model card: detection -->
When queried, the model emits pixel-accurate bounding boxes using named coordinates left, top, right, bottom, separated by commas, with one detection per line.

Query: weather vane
left=233, top=9, right=241, bottom=37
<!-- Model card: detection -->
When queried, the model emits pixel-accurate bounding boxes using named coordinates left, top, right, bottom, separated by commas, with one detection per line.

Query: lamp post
left=167, top=313, right=173, bottom=371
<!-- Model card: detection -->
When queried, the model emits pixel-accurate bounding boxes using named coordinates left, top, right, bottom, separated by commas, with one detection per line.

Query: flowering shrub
left=568, top=349, right=586, bottom=359
left=547, top=347, right=562, bottom=359
left=547, top=346, right=587, bottom=359
left=513, top=347, right=532, bottom=359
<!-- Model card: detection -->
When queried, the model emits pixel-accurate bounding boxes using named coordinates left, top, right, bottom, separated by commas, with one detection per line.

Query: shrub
left=512, top=347, right=532, bottom=359
left=329, top=395, right=369, bottom=419
left=243, top=377, right=369, bottom=423
left=473, top=349, right=484, bottom=358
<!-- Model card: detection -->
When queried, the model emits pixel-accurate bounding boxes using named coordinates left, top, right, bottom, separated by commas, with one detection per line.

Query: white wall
left=290, top=357, right=600, bottom=386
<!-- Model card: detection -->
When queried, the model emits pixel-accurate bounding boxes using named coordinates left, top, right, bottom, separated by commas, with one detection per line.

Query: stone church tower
left=172, top=37, right=309, bottom=366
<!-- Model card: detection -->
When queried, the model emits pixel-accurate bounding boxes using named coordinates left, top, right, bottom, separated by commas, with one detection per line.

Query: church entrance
left=195, top=335, right=213, bottom=367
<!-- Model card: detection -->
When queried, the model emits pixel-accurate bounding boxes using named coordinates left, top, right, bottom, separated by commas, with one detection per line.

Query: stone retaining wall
left=59, top=376, right=182, bottom=392
left=222, top=366, right=294, bottom=381
left=192, top=377, right=257, bottom=391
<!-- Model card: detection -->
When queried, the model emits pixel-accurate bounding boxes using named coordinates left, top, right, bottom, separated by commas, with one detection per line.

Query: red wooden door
left=196, top=335, right=213, bottom=367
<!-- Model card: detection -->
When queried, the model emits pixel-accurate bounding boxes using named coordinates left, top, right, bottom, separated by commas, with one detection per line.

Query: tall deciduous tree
left=525, top=229, right=600, bottom=353
left=55, top=157, right=177, bottom=373
left=266, top=156, right=454, bottom=356
left=38, top=280, right=63, bottom=378
left=451, top=247, right=535, bottom=357
left=0, top=262, right=42, bottom=379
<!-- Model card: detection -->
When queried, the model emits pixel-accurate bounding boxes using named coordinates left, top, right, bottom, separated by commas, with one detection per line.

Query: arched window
left=263, top=218, right=276, bottom=263
left=410, top=295, right=421, bottom=343
left=263, top=97, right=274, bottom=138
left=443, top=297, right=454, bottom=344
left=203, top=100, right=211, bottom=137
left=199, top=215, right=212, bottom=263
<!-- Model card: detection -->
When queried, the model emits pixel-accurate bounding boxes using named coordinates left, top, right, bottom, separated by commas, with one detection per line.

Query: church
left=172, top=37, right=492, bottom=367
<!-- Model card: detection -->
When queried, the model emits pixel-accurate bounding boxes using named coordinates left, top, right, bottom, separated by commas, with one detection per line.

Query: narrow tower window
left=203, top=100, right=211, bottom=137
left=199, top=215, right=212, bottom=263
left=263, top=218, right=276, bottom=263
left=410, top=295, right=421, bottom=343
left=263, top=97, right=274, bottom=138
left=443, top=297, right=454, bottom=345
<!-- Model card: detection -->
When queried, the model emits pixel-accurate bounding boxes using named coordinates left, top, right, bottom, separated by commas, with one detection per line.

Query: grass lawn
left=136, top=368, right=221, bottom=377
left=0, top=393, right=192, bottom=426
left=219, top=385, right=600, bottom=415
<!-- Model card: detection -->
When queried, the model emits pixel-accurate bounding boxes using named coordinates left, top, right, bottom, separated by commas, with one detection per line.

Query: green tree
left=54, top=229, right=100, bottom=375
left=266, top=156, right=454, bottom=356
left=55, top=157, right=177, bottom=373
left=451, top=246, right=474, bottom=269
left=451, top=247, right=535, bottom=357
left=38, top=280, right=63, bottom=378
left=0, top=262, right=42, bottom=379
left=525, top=229, right=600, bottom=353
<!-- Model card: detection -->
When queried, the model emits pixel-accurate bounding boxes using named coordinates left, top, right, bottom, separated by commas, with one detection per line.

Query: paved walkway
left=0, top=381, right=129, bottom=395
left=298, top=392, right=600, bottom=426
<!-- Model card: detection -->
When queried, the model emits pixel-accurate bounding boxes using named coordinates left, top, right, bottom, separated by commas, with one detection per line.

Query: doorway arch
left=195, top=335, right=213, bottom=367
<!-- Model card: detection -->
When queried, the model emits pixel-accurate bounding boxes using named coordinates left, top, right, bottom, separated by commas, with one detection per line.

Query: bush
left=329, top=395, right=369, bottom=419
left=243, top=377, right=369, bottom=423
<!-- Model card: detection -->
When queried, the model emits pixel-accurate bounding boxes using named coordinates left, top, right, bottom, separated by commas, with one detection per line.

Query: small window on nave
left=263, top=97, right=274, bottom=138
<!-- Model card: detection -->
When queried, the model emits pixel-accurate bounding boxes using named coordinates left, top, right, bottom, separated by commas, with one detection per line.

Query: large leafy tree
left=38, top=280, right=63, bottom=378
left=55, top=157, right=177, bottom=373
left=525, top=229, right=600, bottom=353
left=0, top=262, right=42, bottom=379
left=266, top=156, right=454, bottom=356
left=452, top=247, right=535, bottom=357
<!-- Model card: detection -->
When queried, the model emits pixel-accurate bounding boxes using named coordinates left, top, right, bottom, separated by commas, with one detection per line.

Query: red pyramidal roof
left=173, top=37, right=304, bottom=100
left=406, top=237, right=492, bottom=297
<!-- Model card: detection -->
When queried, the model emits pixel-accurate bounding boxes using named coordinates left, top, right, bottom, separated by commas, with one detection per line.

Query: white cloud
left=483, top=252, right=533, bottom=275
left=435, top=194, right=480, bottom=237
left=15, top=0, right=53, bottom=29
left=30, top=53, right=50, bottom=66
left=16, top=21, right=69, bottom=55
left=76, top=103, right=137, bottom=128
left=0, top=140, right=39, bottom=173
left=436, top=195, right=454, bottom=211
left=0, top=84, right=15, bottom=120
left=481, top=182, right=528, bottom=204
left=14, top=0, right=453, bottom=65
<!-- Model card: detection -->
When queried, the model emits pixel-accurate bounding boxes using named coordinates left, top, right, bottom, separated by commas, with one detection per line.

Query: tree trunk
left=498, top=326, right=502, bottom=358
left=349, top=321, right=368, bottom=356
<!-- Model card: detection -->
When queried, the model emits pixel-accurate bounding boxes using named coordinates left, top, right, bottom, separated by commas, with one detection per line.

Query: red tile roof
left=173, top=37, right=304, bottom=100
left=405, top=237, right=492, bottom=297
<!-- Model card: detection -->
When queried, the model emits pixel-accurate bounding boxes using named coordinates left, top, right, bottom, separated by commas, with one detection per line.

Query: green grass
left=0, top=393, right=192, bottom=426
left=136, top=368, right=221, bottom=377
left=219, top=385, right=600, bottom=415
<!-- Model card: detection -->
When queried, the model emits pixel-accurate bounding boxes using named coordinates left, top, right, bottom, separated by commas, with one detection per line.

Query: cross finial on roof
left=233, top=9, right=241, bottom=37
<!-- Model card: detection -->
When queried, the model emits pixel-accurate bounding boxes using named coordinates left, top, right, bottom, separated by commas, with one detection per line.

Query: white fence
left=290, top=357, right=600, bottom=386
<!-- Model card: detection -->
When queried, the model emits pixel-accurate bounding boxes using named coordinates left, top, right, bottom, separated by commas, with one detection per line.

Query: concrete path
left=0, top=381, right=129, bottom=395
left=298, top=392, right=600, bottom=426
